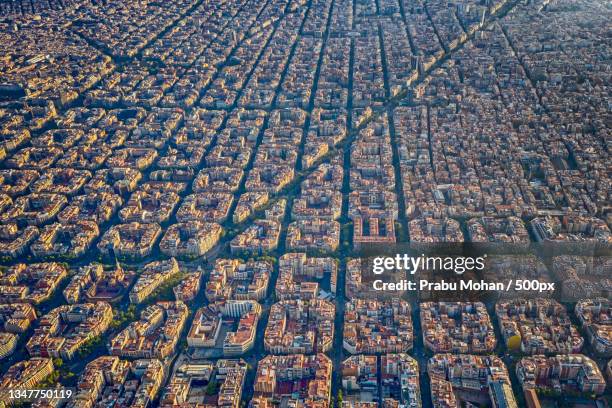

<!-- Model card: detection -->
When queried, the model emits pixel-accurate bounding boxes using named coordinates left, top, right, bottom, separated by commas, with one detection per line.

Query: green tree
left=52, top=357, right=64, bottom=369
left=205, top=380, right=218, bottom=396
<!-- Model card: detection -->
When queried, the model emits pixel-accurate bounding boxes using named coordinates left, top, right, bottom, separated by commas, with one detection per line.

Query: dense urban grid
left=0, top=0, right=610, bottom=406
